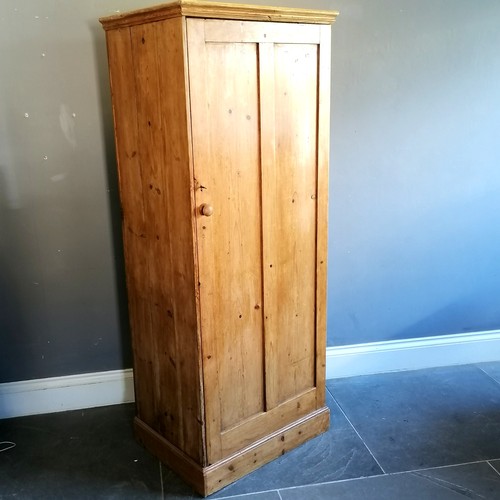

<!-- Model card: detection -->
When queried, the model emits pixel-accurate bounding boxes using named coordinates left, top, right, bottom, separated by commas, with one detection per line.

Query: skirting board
left=1, top=330, right=500, bottom=419
left=326, top=329, right=500, bottom=379
left=0, top=369, right=135, bottom=419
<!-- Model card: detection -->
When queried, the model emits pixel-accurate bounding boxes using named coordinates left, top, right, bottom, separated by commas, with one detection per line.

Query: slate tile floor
left=1, top=362, right=500, bottom=499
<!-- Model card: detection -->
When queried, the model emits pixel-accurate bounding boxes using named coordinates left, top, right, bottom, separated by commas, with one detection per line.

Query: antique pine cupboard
left=100, top=1, right=337, bottom=495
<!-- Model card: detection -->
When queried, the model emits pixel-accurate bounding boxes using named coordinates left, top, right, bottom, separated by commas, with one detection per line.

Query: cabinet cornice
left=100, top=0, right=338, bottom=30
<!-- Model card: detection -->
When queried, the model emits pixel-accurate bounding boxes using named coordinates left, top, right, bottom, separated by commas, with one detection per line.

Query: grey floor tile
left=160, top=465, right=283, bottom=499
left=279, top=461, right=500, bottom=500
left=161, top=466, right=200, bottom=499
left=327, top=365, right=500, bottom=473
left=478, top=361, right=500, bottom=385
left=414, top=462, right=500, bottom=498
left=219, top=493, right=280, bottom=500
left=4, top=364, right=500, bottom=498
left=0, top=404, right=162, bottom=499
left=209, top=389, right=383, bottom=498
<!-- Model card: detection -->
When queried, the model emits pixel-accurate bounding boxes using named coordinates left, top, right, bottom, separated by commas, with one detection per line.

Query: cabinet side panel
left=264, top=43, right=319, bottom=405
left=107, top=19, right=203, bottom=463
left=106, top=28, right=149, bottom=301
left=105, top=28, right=156, bottom=430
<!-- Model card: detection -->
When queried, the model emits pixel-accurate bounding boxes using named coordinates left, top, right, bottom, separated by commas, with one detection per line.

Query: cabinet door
left=187, top=17, right=331, bottom=464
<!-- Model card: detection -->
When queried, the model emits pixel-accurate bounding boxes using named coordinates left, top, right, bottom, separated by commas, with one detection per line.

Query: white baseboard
left=2, top=330, right=499, bottom=419
left=326, top=329, right=500, bottom=379
left=0, top=369, right=135, bottom=419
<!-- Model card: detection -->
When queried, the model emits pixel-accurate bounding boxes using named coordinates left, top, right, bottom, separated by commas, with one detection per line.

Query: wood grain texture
left=204, top=406, right=330, bottom=495
left=185, top=18, right=223, bottom=464
left=104, top=4, right=334, bottom=494
left=315, top=25, right=332, bottom=407
left=134, top=417, right=206, bottom=494
left=105, top=26, right=155, bottom=435
left=100, top=1, right=339, bottom=30
left=220, top=387, right=316, bottom=457
left=268, top=42, right=319, bottom=405
left=135, top=407, right=329, bottom=496
left=187, top=17, right=328, bottom=466
left=188, top=18, right=265, bottom=462
left=259, top=41, right=278, bottom=412
left=203, top=19, right=320, bottom=43
left=107, top=18, right=204, bottom=463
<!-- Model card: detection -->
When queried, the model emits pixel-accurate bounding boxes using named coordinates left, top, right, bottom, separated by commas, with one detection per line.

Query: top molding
left=100, top=1, right=339, bottom=30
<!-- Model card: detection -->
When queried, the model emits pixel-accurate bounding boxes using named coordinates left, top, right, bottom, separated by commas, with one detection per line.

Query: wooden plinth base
left=134, top=407, right=330, bottom=496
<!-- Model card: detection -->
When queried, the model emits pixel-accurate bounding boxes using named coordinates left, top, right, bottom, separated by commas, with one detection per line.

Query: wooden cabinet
left=100, top=1, right=337, bottom=495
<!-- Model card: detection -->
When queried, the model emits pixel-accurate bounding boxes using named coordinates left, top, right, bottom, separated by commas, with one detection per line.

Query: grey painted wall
left=328, top=0, right=500, bottom=345
left=0, top=0, right=499, bottom=383
left=0, top=0, right=139, bottom=383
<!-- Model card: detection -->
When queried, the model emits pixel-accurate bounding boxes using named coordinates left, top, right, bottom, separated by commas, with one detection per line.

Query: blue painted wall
left=328, top=0, right=500, bottom=345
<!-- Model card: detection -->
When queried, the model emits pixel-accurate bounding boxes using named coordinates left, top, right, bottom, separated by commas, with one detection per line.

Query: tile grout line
left=272, top=458, right=500, bottom=496
left=486, top=460, right=500, bottom=478
left=217, top=489, right=281, bottom=499
left=477, top=366, right=500, bottom=388
left=403, top=459, right=492, bottom=475
left=326, top=385, right=387, bottom=475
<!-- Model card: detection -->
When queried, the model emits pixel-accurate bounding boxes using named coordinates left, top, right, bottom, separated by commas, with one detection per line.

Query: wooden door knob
left=200, top=203, right=214, bottom=217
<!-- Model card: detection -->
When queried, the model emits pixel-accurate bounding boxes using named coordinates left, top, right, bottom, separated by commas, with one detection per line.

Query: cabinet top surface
left=100, top=0, right=338, bottom=30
